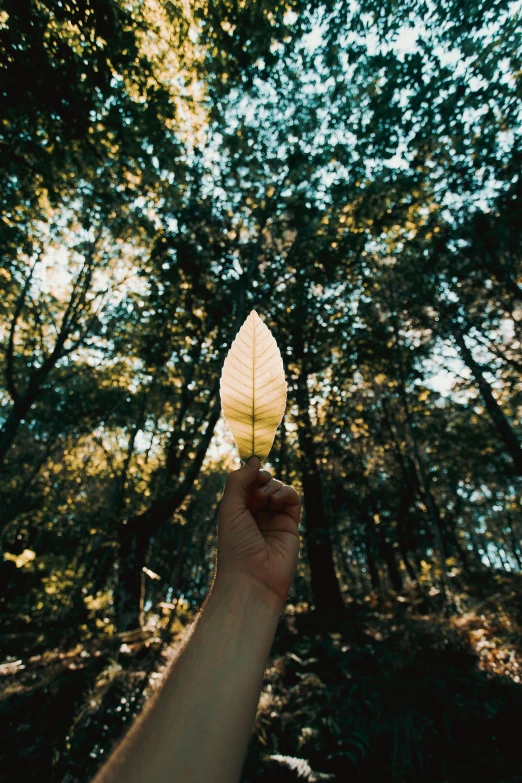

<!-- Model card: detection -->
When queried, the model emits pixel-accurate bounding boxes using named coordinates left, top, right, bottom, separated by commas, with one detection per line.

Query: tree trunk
left=452, top=328, right=522, bottom=476
left=506, top=518, right=522, bottom=570
left=1, top=433, right=58, bottom=528
left=395, top=365, right=452, bottom=563
left=113, top=394, right=222, bottom=632
left=388, top=322, right=454, bottom=605
left=378, top=527, right=403, bottom=592
left=276, top=417, right=289, bottom=485
left=361, top=503, right=381, bottom=591
left=381, top=397, right=420, bottom=580
left=396, top=487, right=418, bottom=582
left=114, top=522, right=151, bottom=632
left=0, top=394, right=36, bottom=467
left=295, top=371, right=345, bottom=620
left=1, top=252, right=96, bottom=470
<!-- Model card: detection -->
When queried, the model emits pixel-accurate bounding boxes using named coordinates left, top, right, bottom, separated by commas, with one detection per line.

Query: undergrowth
left=1, top=574, right=522, bottom=783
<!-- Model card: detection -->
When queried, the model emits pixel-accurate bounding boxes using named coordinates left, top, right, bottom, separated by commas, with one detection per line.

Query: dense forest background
left=1, top=1, right=522, bottom=780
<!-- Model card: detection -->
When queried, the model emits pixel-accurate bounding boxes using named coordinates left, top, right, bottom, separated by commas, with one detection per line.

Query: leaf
left=220, top=310, right=287, bottom=462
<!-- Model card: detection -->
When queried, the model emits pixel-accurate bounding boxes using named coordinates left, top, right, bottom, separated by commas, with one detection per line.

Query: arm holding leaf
left=94, top=313, right=300, bottom=783
left=93, top=459, right=300, bottom=783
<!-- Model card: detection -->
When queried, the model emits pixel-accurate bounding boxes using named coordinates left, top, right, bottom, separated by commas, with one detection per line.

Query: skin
left=93, top=456, right=301, bottom=783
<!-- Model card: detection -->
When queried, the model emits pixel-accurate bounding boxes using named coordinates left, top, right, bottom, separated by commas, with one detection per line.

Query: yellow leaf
left=220, top=310, right=287, bottom=461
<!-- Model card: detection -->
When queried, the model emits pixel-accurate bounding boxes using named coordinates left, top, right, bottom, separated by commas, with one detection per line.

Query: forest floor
left=1, top=572, right=522, bottom=783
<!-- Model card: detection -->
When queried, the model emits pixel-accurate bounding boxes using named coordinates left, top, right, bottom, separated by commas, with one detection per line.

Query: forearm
left=94, top=574, right=283, bottom=783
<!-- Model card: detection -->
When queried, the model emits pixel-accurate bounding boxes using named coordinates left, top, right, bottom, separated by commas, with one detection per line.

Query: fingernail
left=259, top=484, right=270, bottom=493
left=273, top=489, right=283, bottom=497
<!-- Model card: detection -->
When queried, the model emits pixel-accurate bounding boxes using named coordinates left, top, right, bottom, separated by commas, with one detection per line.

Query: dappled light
left=1, top=0, right=522, bottom=781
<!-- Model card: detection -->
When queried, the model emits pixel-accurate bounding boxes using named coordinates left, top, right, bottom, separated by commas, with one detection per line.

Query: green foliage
left=1, top=0, right=522, bottom=779
left=244, top=578, right=522, bottom=782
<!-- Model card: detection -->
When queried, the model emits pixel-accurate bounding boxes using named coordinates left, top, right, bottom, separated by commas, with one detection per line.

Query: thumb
left=220, top=456, right=260, bottom=518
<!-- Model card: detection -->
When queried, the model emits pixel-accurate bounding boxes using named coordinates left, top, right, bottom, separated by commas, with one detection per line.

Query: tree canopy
left=1, top=1, right=522, bottom=781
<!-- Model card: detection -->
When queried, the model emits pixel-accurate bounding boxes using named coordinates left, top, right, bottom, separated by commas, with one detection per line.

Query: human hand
left=215, top=457, right=301, bottom=608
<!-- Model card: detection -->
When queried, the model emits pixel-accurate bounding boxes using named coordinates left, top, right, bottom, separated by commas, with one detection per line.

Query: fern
left=268, top=754, right=334, bottom=781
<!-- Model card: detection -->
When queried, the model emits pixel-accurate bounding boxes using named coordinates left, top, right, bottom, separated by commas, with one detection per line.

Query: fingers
left=220, top=457, right=261, bottom=519
left=256, top=477, right=284, bottom=497
left=254, top=468, right=272, bottom=489
left=255, top=479, right=301, bottom=524
left=268, top=485, right=301, bottom=524
left=224, top=456, right=260, bottom=494
left=221, top=459, right=301, bottom=528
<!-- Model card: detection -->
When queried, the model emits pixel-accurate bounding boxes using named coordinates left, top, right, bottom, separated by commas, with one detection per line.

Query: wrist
left=210, top=571, right=286, bottom=617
